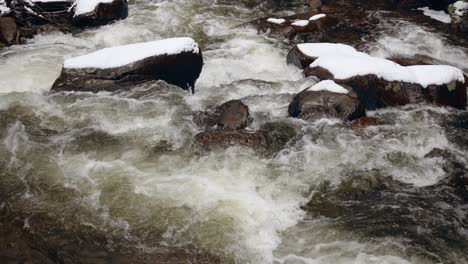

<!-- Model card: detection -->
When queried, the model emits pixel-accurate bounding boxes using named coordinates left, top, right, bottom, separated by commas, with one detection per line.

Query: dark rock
left=216, top=100, right=251, bottom=130
left=251, top=6, right=377, bottom=46
left=286, top=45, right=316, bottom=69
left=51, top=44, right=203, bottom=93
left=194, top=100, right=252, bottom=130
left=424, top=148, right=466, bottom=175
left=288, top=85, right=366, bottom=121
left=33, top=0, right=73, bottom=12
left=193, top=122, right=297, bottom=155
left=305, top=0, right=322, bottom=8
left=72, top=0, right=128, bottom=27
left=0, top=16, right=19, bottom=46
left=303, top=170, right=468, bottom=262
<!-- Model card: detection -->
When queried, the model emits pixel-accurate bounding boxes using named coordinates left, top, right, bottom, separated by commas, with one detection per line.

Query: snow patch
left=291, top=20, right=309, bottom=27
left=307, top=80, right=349, bottom=94
left=299, top=43, right=464, bottom=87
left=64, top=37, right=199, bottom=69
left=309, top=14, right=326, bottom=21
left=298, top=43, right=358, bottom=58
left=453, top=1, right=468, bottom=16
left=71, top=0, right=113, bottom=16
left=267, top=18, right=286, bottom=25
left=418, top=7, right=451, bottom=23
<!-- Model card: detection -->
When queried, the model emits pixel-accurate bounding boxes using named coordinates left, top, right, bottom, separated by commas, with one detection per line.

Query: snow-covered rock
left=51, top=37, right=203, bottom=93
left=267, top=18, right=286, bottom=25
left=71, top=0, right=128, bottom=27
left=252, top=8, right=374, bottom=47
left=289, top=81, right=365, bottom=121
left=309, top=14, right=326, bottom=21
left=453, top=0, right=468, bottom=16
left=307, top=80, right=349, bottom=94
left=449, top=1, right=468, bottom=33
left=291, top=20, right=309, bottom=27
left=288, top=43, right=467, bottom=109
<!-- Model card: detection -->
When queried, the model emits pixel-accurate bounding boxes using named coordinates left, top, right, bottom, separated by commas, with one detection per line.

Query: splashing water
left=1, top=1, right=467, bottom=263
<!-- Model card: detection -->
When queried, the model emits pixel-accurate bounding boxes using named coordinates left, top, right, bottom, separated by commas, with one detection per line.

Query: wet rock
left=305, top=67, right=467, bottom=110
left=288, top=82, right=366, bottom=121
left=71, top=0, right=129, bottom=27
left=424, top=148, right=466, bottom=177
left=194, top=100, right=252, bottom=130
left=193, top=122, right=297, bottom=155
left=351, top=116, right=385, bottom=135
left=33, top=0, right=73, bottom=12
left=305, top=0, right=322, bottom=8
left=251, top=6, right=377, bottom=46
left=286, top=45, right=316, bottom=69
left=303, top=170, right=468, bottom=262
left=216, top=100, right=251, bottom=130
left=0, top=16, right=19, bottom=46
left=51, top=38, right=203, bottom=93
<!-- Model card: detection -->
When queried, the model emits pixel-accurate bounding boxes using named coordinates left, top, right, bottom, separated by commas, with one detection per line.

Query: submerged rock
left=193, top=121, right=297, bottom=155
left=351, top=116, right=385, bottom=136
left=0, top=16, right=18, bottom=46
left=50, top=37, right=203, bottom=93
left=194, top=100, right=252, bottom=130
left=288, top=80, right=366, bottom=121
left=71, top=0, right=129, bottom=27
left=303, top=169, right=468, bottom=262
left=289, top=43, right=467, bottom=110
left=216, top=100, right=251, bottom=130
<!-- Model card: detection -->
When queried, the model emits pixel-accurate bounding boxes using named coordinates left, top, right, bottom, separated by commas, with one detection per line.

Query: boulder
left=289, top=43, right=467, bottom=110
left=0, top=16, right=18, bottom=46
left=449, top=1, right=468, bottom=33
left=50, top=37, right=203, bottom=93
left=251, top=5, right=376, bottom=46
left=216, top=100, right=251, bottom=130
left=288, top=80, right=366, bottom=121
left=194, top=100, right=252, bottom=130
left=193, top=122, right=297, bottom=155
left=71, top=0, right=128, bottom=27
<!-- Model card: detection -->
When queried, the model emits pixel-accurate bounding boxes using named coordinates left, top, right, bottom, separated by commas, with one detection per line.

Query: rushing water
left=1, top=1, right=467, bottom=263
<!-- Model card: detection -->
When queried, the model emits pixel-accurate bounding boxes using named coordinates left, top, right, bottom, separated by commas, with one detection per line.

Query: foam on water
left=369, top=17, right=468, bottom=71
left=1, top=1, right=467, bottom=263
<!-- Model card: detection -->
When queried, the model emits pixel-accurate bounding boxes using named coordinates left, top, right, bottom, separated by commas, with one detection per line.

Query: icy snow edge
left=298, top=43, right=465, bottom=88
left=64, top=37, right=200, bottom=69
left=307, top=80, right=349, bottom=94
left=418, top=7, right=451, bottom=23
